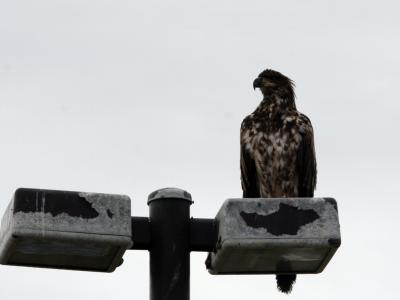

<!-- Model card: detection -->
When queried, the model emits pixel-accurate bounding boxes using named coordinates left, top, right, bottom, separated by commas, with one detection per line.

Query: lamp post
left=147, top=188, right=192, bottom=300
left=0, top=187, right=341, bottom=300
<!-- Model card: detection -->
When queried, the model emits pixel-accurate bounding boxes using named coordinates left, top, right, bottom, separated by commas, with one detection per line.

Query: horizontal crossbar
left=129, top=217, right=217, bottom=252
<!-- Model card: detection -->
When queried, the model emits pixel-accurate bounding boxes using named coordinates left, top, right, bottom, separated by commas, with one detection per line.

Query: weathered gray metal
left=207, top=198, right=340, bottom=275
left=0, top=188, right=132, bottom=272
left=148, top=187, right=193, bottom=204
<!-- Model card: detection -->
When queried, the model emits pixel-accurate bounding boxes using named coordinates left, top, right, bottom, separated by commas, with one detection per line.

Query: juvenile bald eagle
left=240, top=69, right=317, bottom=293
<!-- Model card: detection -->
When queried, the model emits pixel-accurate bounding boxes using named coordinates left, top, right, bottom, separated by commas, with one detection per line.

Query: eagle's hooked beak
left=253, top=77, right=262, bottom=90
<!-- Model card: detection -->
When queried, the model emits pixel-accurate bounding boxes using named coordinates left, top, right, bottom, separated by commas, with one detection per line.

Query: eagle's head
left=253, top=69, right=295, bottom=100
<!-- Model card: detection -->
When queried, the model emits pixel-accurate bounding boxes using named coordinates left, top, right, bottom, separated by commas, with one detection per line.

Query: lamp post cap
left=147, top=187, right=193, bottom=204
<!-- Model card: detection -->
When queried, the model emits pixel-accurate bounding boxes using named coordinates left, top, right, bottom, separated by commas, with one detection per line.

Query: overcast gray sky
left=1, top=0, right=399, bottom=299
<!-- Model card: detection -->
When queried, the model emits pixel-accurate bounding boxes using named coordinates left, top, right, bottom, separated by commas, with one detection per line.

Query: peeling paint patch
left=324, top=198, right=338, bottom=211
left=13, top=189, right=99, bottom=219
left=240, top=203, right=319, bottom=235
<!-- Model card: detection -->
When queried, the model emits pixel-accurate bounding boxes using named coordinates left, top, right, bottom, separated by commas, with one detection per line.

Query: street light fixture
left=206, top=198, right=340, bottom=275
left=0, top=188, right=132, bottom=272
left=0, top=187, right=341, bottom=300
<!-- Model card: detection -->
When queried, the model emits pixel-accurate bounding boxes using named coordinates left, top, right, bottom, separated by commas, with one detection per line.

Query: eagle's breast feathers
left=240, top=110, right=316, bottom=198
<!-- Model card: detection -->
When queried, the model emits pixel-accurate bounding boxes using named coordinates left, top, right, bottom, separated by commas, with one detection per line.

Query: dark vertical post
left=148, top=188, right=193, bottom=300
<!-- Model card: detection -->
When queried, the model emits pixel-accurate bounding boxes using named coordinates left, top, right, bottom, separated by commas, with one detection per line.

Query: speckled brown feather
left=240, top=72, right=317, bottom=199
left=240, top=110, right=316, bottom=198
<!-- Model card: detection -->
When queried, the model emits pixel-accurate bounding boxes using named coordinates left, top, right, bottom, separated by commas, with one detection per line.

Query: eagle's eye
left=263, top=77, right=277, bottom=87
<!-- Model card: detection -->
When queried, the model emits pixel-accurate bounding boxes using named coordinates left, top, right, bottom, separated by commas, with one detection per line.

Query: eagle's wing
left=297, top=114, right=317, bottom=197
left=240, top=120, right=260, bottom=198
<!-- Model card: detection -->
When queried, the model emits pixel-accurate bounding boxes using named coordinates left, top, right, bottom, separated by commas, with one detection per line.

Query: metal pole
left=148, top=188, right=193, bottom=300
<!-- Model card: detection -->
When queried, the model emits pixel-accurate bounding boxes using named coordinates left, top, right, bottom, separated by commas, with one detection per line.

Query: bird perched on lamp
left=240, top=69, right=317, bottom=293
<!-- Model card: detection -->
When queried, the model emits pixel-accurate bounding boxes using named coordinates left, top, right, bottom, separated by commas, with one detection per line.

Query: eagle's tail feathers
left=276, top=274, right=297, bottom=294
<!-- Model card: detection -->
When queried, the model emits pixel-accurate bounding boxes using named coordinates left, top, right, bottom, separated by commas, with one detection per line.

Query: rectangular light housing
left=207, top=198, right=341, bottom=274
left=0, top=188, right=132, bottom=272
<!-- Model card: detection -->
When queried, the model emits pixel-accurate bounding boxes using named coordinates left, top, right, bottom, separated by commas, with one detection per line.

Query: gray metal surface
left=207, top=198, right=340, bottom=275
left=0, top=188, right=132, bottom=272
left=148, top=187, right=192, bottom=204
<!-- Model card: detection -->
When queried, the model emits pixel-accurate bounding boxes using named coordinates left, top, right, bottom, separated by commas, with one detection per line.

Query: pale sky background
left=0, top=0, right=399, bottom=299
